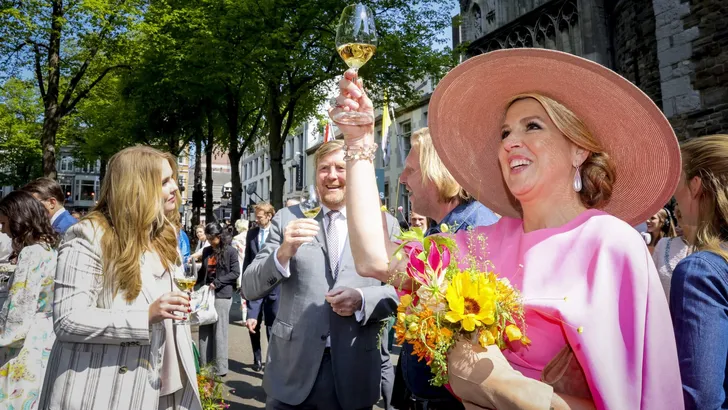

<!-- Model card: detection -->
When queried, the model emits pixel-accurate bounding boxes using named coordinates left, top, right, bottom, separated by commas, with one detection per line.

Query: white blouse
left=652, top=237, right=691, bottom=302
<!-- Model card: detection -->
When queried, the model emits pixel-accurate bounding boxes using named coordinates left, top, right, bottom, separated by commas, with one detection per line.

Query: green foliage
left=0, top=78, right=43, bottom=186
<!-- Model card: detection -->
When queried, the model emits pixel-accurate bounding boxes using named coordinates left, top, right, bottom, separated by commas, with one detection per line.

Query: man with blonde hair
left=243, top=202, right=278, bottom=372
left=393, top=127, right=499, bottom=409
left=243, top=140, right=400, bottom=409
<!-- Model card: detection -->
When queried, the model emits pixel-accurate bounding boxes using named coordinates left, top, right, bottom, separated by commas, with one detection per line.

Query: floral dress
left=0, top=243, right=57, bottom=410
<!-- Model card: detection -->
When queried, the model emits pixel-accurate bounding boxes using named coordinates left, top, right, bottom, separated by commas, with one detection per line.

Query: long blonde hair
left=680, top=134, right=728, bottom=262
left=87, top=146, right=181, bottom=302
left=507, top=94, right=616, bottom=209
left=410, top=127, right=470, bottom=203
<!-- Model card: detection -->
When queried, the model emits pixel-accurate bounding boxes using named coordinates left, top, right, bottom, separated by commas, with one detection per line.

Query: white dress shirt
left=273, top=206, right=365, bottom=347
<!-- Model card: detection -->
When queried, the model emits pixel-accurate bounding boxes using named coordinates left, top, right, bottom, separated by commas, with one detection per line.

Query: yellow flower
left=505, top=324, right=522, bottom=342
left=444, top=271, right=496, bottom=331
left=408, top=322, right=419, bottom=333
left=400, top=294, right=413, bottom=308
left=380, top=205, right=388, bottom=212
left=440, top=223, right=449, bottom=233
left=478, top=329, right=495, bottom=347
left=397, top=312, right=406, bottom=323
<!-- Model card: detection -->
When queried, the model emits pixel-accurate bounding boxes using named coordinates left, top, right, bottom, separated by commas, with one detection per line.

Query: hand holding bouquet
left=392, top=225, right=529, bottom=386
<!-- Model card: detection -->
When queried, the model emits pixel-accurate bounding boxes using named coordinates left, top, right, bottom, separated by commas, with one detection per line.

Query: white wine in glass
left=173, top=262, right=197, bottom=325
left=300, top=185, right=321, bottom=219
left=337, top=43, right=377, bottom=70
left=333, top=3, right=377, bottom=125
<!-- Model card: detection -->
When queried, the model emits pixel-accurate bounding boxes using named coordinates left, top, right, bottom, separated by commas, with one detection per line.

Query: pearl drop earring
left=573, top=165, right=582, bottom=192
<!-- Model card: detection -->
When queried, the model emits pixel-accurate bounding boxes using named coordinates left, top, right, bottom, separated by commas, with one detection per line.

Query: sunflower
left=444, top=271, right=496, bottom=331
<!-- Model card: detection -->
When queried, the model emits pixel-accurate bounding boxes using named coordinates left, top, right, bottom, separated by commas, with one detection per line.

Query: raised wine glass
left=173, top=259, right=198, bottom=325
left=333, top=3, right=378, bottom=125
left=299, top=185, right=321, bottom=219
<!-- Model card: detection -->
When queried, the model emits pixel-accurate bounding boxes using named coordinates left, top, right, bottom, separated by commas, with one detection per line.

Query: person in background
left=0, top=232, right=11, bottom=264
left=39, top=146, right=200, bottom=409
left=670, top=134, right=728, bottom=410
left=644, top=208, right=676, bottom=254
left=653, top=205, right=694, bottom=301
left=232, top=219, right=249, bottom=320
left=22, top=177, right=78, bottom=235
left=197, top=222, right=239, bottom=377
left=191, top=224, right=209, bottom=261
left=243, top=202, right=277, bottom=372
left=0, top=191, right=58, bottom=409
left=409, top=211, right=428, bottom=230
left=396, top=127, right=503, bottom=409
left=178, top=229, right=191, bottom=264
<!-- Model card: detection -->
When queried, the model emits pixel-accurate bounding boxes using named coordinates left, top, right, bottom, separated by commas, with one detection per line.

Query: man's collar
left=321, top=204, right=347, bottom=218
left=51, top=207, right=67, bottom=225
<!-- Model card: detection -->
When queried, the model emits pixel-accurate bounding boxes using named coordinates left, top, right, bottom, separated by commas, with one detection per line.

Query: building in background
left=242, top=124, right=309, bottom=219
left=456, top=0, right=728, bottom=139
left=56, top=147, right=101, bottom=211
left=186, top=151, right=231, bottom=227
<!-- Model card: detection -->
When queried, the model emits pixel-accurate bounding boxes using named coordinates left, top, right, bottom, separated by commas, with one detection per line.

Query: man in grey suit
left=242, top=140, right=399, bottom=410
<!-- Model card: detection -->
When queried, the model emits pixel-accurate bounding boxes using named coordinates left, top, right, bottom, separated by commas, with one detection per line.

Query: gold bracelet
left=343, top=143, right=378, bottom=162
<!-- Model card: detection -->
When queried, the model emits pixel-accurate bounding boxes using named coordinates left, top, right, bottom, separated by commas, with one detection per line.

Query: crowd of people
left=0, top=47, right=726, bottom=410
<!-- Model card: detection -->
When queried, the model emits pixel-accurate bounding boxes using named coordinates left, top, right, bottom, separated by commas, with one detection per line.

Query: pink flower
left=406, top=242, right=450, bottom=287
left=428, top=242, right=450, bottom=286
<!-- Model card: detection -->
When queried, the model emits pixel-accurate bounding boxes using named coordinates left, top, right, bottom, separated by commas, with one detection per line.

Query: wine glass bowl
left=299, top=185, right=321, bottom=219
left=173, top=260, right=198, bottom=325
left=333, top=3, right=377, bottom=125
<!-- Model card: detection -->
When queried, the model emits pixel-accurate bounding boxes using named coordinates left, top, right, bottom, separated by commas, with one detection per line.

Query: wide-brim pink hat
left=428, top=48, right=681, bottom=227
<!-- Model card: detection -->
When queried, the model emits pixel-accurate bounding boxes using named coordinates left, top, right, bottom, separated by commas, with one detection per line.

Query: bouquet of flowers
left=197, top=364, right=231, bottom=410
left=392, top=224, right=529, bottom=386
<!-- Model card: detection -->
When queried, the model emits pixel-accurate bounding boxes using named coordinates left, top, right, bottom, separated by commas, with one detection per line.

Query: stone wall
left=610, top=0, right=663, bottom=107
left=653, top=0, right=728, bottom=139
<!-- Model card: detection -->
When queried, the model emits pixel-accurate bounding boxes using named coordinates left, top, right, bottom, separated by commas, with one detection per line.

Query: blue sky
left=439, top=2, right=461, bottom=49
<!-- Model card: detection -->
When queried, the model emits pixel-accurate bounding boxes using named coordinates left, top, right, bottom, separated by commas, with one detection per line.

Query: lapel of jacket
left=250, top=227, right=260, bottom=254
left=139, top=251, right=164, bottom=304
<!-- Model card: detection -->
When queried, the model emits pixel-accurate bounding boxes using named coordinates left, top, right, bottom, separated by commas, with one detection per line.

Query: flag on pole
left=323, top=121, right=333, bottom=142
left=381, top=95, right=392, bottom=167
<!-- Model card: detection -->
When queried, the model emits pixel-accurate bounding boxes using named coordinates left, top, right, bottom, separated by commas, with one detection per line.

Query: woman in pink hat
left=331, top=49, right=683, bottom=409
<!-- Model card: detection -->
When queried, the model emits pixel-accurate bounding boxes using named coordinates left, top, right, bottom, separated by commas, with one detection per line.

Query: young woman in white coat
left=39, top=146, right=202, bottom=410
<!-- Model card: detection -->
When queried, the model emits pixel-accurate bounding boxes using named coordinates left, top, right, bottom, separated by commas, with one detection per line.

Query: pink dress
left=453, top=209, right=683, bottom=410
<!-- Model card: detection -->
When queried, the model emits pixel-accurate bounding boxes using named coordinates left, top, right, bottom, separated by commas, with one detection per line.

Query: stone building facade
left=459, top=0, right=728, bottom=139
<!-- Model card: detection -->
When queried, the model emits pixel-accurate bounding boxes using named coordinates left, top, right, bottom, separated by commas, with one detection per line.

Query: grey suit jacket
left=242, top=206, right=400, bottom=409
left=39, top=221, right=202, bottom=410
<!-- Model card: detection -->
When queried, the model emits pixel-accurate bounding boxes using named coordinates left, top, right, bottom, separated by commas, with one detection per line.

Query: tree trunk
left=226, top=94, right=242, bottom=225
left=99, top=158, right=108, bottom=186
left=192, top=130, right=202, bottom=230
left=41, top=0, right=64, bottom=179
left=267, top=83, right=286, bottom=210
left=205, top=110, right=214, bottom=223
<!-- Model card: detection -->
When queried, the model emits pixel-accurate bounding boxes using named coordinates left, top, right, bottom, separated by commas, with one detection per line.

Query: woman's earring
left=573, top=166, right=583, bottom=192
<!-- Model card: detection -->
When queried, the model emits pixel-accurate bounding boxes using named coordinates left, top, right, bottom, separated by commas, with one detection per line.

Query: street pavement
left=193, top=297, right=398, bottom=409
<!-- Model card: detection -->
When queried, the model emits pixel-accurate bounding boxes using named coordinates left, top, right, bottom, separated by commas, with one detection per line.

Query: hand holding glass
left=333, top=3, right=377, bottom=125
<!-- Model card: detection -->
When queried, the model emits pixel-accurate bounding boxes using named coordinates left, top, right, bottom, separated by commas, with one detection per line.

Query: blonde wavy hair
left=680, top=134, right=728, bottom=262
left=410, top=127, right=470, bottom=203
left=87, top=146, right=181, bottom=302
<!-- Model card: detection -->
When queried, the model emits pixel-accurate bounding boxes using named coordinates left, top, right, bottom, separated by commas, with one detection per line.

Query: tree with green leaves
left=0, top=78, right=43, bottom=187
left=243, top=0, right=456, bottom=209
left=0, top=0, right=144, bottom=178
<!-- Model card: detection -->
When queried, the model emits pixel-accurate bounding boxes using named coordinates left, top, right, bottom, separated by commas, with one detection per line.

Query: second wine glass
left=333, top=3, right=377, bottom=125
left=299, top=185, right=321, bottom=219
